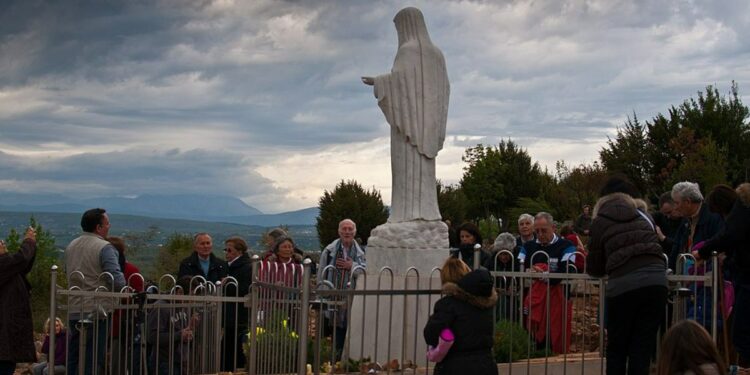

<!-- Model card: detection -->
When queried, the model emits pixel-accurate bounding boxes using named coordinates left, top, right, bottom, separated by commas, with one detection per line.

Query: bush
left=244, top=312, right=300, bottom=374
left=493, top=320, right=548, bottom=363
left=307, top=335, right=333, bottom=369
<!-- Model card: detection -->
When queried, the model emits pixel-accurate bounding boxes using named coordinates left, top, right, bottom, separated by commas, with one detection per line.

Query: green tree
left=316, top=180, right=389, bottom=248
left=460, top=144, right=504, bottom=223
left=603, top=83, right=749, bottom=197
left=460, top=140, right=544, bottom=226
left=599, top=115, right=651, bottom=195
left=153, top=233, right=193, bottom=280
left=436, top=181, right=468, bottom=226
left=5, top=217, right=64, bottom=330
left=547, top=161, right=609, bottom=221
left=665, top=128, right=728, bottom=191
left=674, top=82, right=749, bottom=185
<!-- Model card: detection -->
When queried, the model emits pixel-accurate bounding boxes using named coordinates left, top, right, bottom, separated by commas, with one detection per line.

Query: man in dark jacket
left=653, top=191, right=682, bottom=253
left=0, top=227, right=36, bottom=375
left=177, top=233, right=228, bottom=283
left=574, top=205, right=592, bottom=236
left=669, top=182, right=724, bottom=272
left=221, top=236, right=251, bottom=371
left=518, top=212, right=577, bottom=283
left=519, top=212, right=576, bottom=353
left=147, top=277, right=194, bottom=375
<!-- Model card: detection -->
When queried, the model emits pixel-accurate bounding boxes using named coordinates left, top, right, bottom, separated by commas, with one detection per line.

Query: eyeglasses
left=223, top=248, right=232, bottom=253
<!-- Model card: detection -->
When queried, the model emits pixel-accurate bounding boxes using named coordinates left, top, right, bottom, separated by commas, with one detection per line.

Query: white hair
left=672, top=181, right=703, bottom=203
left=535, top=212, right=554, bottom=225
left=339, top=218, right=357, bottom=231
left=518, top=213, right=534, bottom=225
left=493, top=232, right=517, bottom=251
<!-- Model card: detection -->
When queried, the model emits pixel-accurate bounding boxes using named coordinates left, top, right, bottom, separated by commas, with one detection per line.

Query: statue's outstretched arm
left=361, top=76, right=374, bottom=86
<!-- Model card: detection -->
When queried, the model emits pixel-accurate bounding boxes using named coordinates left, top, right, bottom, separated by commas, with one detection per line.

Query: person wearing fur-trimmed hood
left=424, top=268, right=499, bottom=375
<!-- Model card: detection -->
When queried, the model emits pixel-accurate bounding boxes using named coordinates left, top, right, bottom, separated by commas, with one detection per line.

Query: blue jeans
left=67, top=319, right=108, bottom=375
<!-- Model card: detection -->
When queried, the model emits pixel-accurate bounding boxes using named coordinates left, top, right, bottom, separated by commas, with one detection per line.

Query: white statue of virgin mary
left=363, top=7, right=450, bottom=223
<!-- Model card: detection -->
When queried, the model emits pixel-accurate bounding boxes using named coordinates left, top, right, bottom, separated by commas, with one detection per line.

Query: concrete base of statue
left=347, top=220, right=449, bottom=366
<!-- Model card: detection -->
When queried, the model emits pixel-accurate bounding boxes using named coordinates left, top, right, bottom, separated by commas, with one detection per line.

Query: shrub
left=493, top=320, right=548, bottom=363
left=244, top=312, right=300, bottom=374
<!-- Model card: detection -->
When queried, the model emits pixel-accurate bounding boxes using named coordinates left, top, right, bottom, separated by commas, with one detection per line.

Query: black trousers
left=606, top=285, right=667, bottom=375
left=734, top=281, right=750, bottom=365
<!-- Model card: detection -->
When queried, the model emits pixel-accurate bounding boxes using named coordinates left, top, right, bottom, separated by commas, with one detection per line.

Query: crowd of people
left=426, top=176, right=749, bottom=375
left=1, top=175, right=749, bottom=375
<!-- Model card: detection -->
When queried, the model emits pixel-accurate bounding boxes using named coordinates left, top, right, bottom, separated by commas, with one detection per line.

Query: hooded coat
left=424, top=269, right=498, bottom=375
left=587, top=193, right=665, bottom=278
left=0, top=238, right=37, bottom=363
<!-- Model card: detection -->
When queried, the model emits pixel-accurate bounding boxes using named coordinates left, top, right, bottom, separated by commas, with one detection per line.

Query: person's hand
left=181, top=328, right=193, bottom=342
left=655, top=226, right=666, bottom=242
left=691, top=241, right=706, bottom=260
left=528, top=265, right=544, bottom=273
left=691, top=250, right=701, bottom=260
left=335, top=258, right=353, bottom=270
left=361, top=76, right=375, bottom=86
left=25, top=227, right=36, bottom=241
left=190, top=313, right=200, bottom=329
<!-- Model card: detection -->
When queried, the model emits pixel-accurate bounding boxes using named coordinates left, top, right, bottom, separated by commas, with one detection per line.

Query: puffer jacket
left=424, top=269, right=499, bottom=375
left=587, top=193, right=665, bottom=278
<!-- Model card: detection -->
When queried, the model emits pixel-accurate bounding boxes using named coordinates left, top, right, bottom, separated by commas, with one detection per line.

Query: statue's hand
left=361, top=76, right=374, bottom=86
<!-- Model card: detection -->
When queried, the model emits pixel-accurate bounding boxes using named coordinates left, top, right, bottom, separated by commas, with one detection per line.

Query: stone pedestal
left=347, top=221, right=449, bottom=366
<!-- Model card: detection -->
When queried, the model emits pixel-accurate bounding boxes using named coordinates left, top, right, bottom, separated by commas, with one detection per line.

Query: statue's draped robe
left=373, top=7, right=450, bottom=222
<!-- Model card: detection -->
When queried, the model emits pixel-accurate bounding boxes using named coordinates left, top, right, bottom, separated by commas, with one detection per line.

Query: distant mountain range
left=0, top=193, right=318, bottom=226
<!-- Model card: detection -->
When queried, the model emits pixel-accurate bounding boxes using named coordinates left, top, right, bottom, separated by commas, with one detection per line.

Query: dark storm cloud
left=0, top=0, right=748, bottom=210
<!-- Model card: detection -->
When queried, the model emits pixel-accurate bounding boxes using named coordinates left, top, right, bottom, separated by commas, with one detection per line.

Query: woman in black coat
left=694, top=183, right=750, bottom=367
left=424, top=268, right=498, bottom=375
left=0, top=227, right=37, bottom=375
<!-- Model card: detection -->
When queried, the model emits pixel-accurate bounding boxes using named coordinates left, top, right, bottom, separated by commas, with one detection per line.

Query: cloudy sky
left=1, top=0, right=748, bottom=213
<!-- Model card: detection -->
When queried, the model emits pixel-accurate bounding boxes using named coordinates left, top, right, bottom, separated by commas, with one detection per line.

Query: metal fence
left=47, top=251, right=723, bottom=375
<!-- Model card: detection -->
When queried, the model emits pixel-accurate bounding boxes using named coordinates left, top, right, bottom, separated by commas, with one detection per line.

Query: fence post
left=215, top=280, right=224, bottom=372
left=598, top=278, right=607, bottom=374
left=711, top=251, right=718, bottom=342
left=247, top=255, right=260, bottom=375
left=48, top=265, right=58, bottom=375
left=473, top=244, right=481, bottom=269
left=297, top=259, right=312, bottom=375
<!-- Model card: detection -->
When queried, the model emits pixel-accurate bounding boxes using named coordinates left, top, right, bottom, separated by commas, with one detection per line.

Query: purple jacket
left=41, top=330, right=67, bottom=365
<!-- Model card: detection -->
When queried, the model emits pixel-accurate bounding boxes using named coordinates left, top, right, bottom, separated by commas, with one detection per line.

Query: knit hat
left=457, top=269, right=493, bottom=297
